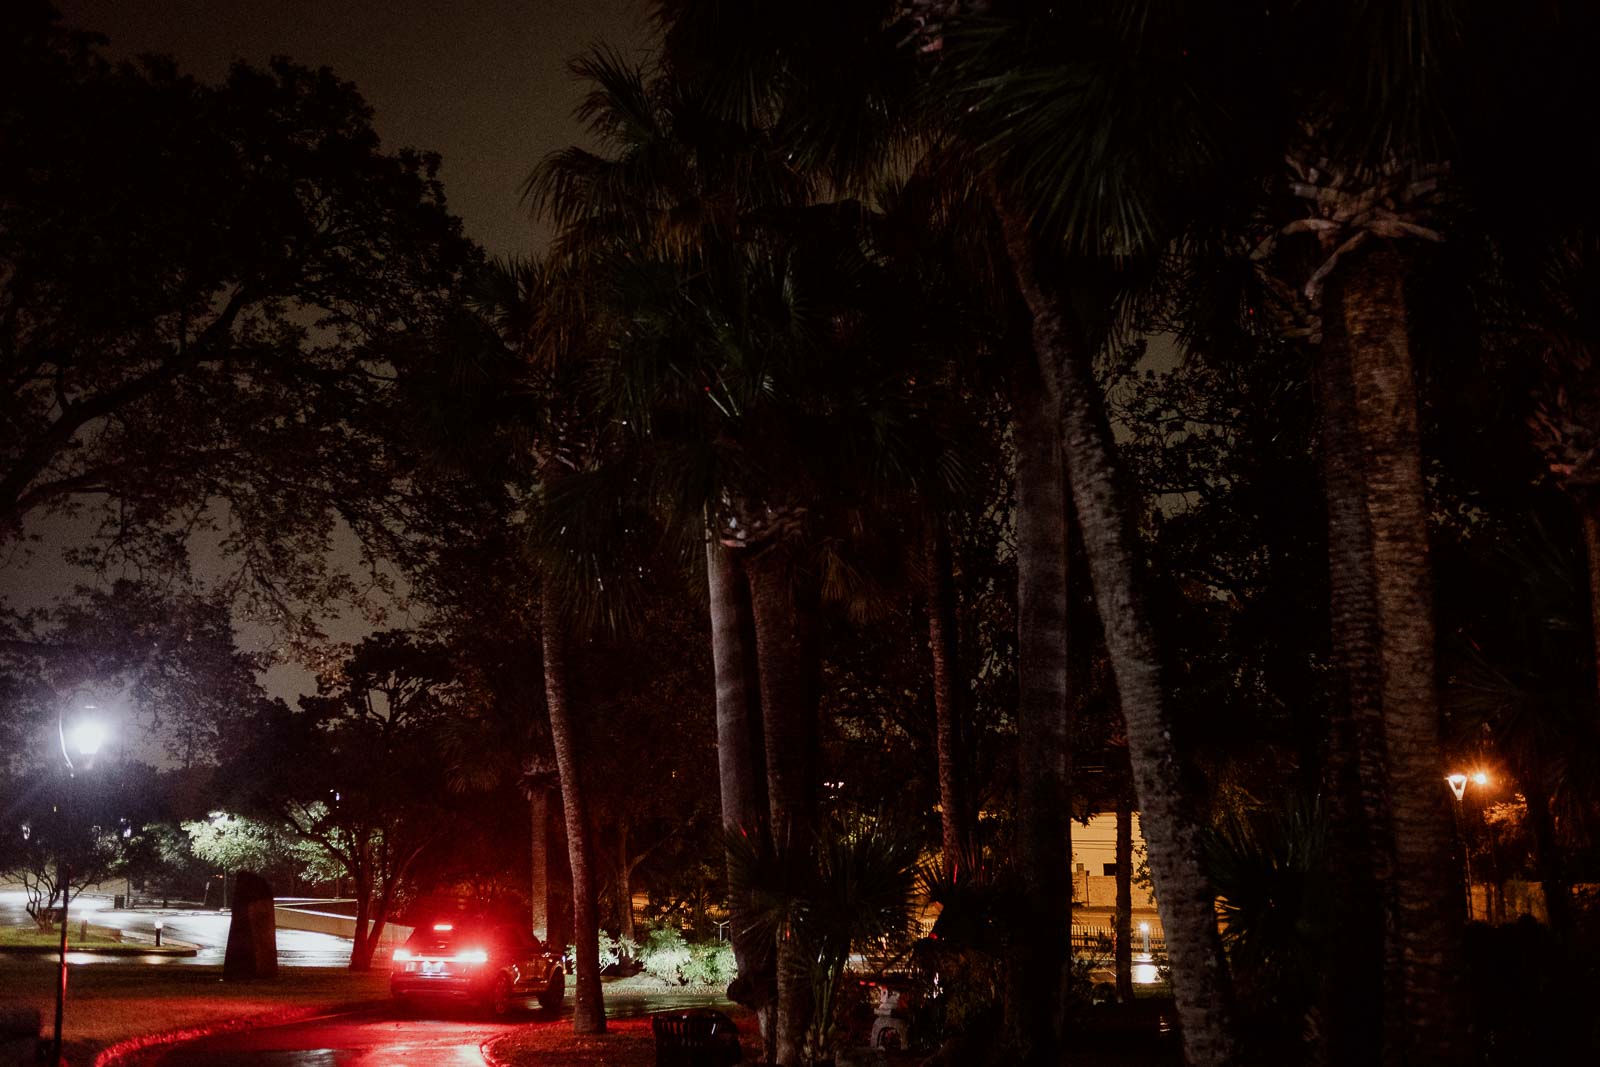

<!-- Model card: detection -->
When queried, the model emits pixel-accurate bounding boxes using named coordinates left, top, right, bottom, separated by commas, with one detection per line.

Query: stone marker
left=223, top=871, right=279, bottom=979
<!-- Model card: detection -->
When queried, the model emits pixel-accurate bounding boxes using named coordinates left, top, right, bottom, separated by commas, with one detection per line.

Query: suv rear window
left=402, top=920, right=540, bottom=955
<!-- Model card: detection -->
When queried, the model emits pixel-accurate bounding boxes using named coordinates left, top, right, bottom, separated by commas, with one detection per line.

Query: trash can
left=114, top=893, right=125, bottom=909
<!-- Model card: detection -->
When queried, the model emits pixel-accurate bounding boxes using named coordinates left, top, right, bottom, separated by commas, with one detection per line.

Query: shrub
left=640, top=926, right=692, bottom=985
left=682, top=939, right=734, bottom=987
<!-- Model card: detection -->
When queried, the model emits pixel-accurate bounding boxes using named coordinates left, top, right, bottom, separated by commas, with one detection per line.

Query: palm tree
left=648, top=7, right=1246, bottom=1060
left=727, top=808, right=922, bottom=1064
left=438, top=255, right=620, bottom=1034
left=929, top=7, right=1248, bottom=1053
left=705, top=532, right=775, bottom=1025
left=538, top=591, right=605, bottom=1032
left=529, top=44, right=974, bottom=1060
left=925, top=516, right=971, bottom=874
left=1005, top=371, right=1074, bottom=1063
left=1306, top=307, right=1393, bottom=1064
left=1246, top=5, right=1483, bottom=1052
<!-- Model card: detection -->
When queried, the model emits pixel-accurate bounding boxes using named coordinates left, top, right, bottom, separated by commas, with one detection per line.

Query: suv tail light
left=455, top=948, right=489, bottom=964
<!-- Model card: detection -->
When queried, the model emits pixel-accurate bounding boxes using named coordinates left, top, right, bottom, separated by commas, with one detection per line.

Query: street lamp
left=53, top=699, right=107, bottom=1067
left=1445, top=769, right=1494, bottom=923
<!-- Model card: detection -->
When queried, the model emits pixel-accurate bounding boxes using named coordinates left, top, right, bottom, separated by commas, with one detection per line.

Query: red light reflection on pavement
left=142, top=1007, right=516, bottom=1066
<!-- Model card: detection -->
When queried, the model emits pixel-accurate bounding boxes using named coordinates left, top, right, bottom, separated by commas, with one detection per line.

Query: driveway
left=139, top=1004, right=525, bottom=1066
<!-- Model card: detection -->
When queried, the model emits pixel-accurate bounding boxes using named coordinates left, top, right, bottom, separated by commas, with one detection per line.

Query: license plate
left=422, top=961, right=444, bottom=974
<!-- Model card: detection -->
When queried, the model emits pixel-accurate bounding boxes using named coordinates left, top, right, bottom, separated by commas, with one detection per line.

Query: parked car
left=390, top=917, right=565, bottom=1016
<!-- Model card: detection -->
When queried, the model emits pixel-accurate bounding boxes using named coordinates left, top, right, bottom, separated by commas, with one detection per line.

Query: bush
left=682, top=939, right=734, bottom=987
left=631, top=925, right=732, bottom=989
left=640, top=926, right=693, bottom=984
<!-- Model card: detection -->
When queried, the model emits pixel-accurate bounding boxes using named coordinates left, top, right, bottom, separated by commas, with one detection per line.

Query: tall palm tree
left=1004, top=371, right=1074, bottom=1064
left=443, top=255, right=622, bottom=1034
left=649, top=7, right=1245, bottom=1060
left=538, top=591, right=604, bottom=1032
left=530, top=43, right=973, bottom=1060
left=925, top=516, right=971, bottom=874
left=705, top=532, right=774, bottom=1025
left=1246, top=4, right=1485, bottom=1052
left=930, top=8, right=1249, bottom=1057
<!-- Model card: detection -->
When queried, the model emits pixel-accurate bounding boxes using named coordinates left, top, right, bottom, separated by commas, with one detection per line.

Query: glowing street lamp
left=52, top=698, right=108, bottom=1067
left=1445, top=769, right=1495, bottom=924
left=68, top=720, right=105, bottom=760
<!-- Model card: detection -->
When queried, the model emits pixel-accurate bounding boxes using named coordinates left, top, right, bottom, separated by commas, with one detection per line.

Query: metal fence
left=1068, top=923, right=1165, bottom=956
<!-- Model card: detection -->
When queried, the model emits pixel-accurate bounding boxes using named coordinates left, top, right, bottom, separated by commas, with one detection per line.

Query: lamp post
left=53, top=702, right=105, bottom=1067
left=1445, top=770, right=1494, bottom=923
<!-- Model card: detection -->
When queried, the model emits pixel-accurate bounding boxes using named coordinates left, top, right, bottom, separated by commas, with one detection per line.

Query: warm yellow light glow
left=1139, top=922, right=1150, bottom=935
left=1471, top=771, right=1490, bottom=787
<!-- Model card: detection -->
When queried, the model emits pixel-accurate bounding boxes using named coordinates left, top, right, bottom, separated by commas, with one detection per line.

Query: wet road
left=0, top=890, right=353, bottom=966
left=142, top=1005, right=525, bottom=1066
left=137, top=992, right=730, bottom=1066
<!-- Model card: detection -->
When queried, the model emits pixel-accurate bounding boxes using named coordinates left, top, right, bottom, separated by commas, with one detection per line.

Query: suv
left=390, top=917, right=565, bottom=1016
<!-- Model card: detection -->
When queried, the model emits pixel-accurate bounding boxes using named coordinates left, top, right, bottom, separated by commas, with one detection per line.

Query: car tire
left=537, top=968, right=565, bottom=1011
left=488, top=972, right=516, bottom=1017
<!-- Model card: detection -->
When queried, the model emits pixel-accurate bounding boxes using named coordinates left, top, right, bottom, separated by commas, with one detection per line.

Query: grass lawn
left=0, top=924, right=194, bottom=956
left=0, top=961, right=389, bottom=1065
left=1, top=925, right=128, bottom=949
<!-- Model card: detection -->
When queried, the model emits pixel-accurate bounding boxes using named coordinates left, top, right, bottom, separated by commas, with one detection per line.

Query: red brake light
left=456, top=948, right=489, bottom=964
left=432, top=922, right=454, bottom=932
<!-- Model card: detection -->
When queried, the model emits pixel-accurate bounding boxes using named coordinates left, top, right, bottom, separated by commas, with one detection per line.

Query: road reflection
left=148, top=1004, right=545, bottom=1066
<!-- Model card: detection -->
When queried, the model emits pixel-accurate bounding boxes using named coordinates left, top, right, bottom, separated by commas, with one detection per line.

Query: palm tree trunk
left=1339, top=245, right=1465, bottom=1063
left=616, top=824, right=636, bottom=944
left=1004, top=376, right=1074, bottom=1064
left=1115, top=799, right=1135, bottom=1004
left=998, top=199, right=1239, bottom=1066
left=531, top=788, right=551, bottom=941
left=706, top=534, right=775, bottom=1035
left=745, top=542, right=818, bottom=1067
left=709, top=535, right=769, bottom=833
left=1582, top=502, right=1600, bottom=708
left=1313, top=286, right=1394, bottom=1065
left=926, top=519, right=971, bottom=877
left=542, top=592, right=606, bottom=1033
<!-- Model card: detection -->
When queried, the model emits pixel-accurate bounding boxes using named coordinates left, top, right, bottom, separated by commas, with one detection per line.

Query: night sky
left=57, top=0, right=653, bottom=259
left=8, top=2, right=654, bottom=708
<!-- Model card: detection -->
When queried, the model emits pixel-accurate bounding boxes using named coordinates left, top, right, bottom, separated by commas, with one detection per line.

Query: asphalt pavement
left=137, top=991, right=731, bottom=1066
left=142, top=1004, right=524, bottom=1067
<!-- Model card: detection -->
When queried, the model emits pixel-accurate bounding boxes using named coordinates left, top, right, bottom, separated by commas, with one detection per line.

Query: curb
left=480, top=1031, right=511, bottom=1067
left=92, top=999, right=386, bottom=1067
left=0, top=943, right=198, bottom=958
